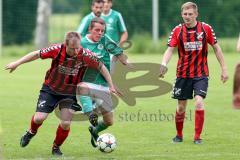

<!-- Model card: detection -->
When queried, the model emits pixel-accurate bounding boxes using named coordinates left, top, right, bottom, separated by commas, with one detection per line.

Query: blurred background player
left=77, top=0, right=104, bottom=37
left=101, top=0, right=128, bottom=45
left=101, top=0, right=128, bottom=73
left=78, top=17, right=130, bottom=147
left=159, top=2, right=228, bottom=144
left=5, top=31, right=117, bottom=156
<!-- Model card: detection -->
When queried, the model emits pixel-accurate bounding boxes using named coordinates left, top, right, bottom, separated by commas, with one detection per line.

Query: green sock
left=95, top=121, right=108, bottom=133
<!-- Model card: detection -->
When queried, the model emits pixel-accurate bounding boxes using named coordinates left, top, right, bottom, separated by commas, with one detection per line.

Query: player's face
left=181, top=8, right=198, bottom=27
left=103, top=0, right=112, bottom=12
left=66, top=39, right=81, bottom=57
left=92, top=2, right=104, bottom=17
left=89, top=22, right=105, bottom=42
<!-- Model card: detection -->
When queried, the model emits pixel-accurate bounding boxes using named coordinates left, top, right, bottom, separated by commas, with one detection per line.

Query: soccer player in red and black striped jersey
left=5, top=31, right=117, bottom=155
left=159, top=2, right=228, bottom=144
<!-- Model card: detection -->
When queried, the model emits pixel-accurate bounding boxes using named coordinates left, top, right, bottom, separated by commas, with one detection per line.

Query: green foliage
left=114, top=1, right=152, bottom=38
left=49, top=14, right=81, bottom=43
left=3, top=0, right=38, bottom=45
left=111, top=0, right=240, bottom=37
left=127, top=34, right=238, bottom=54
left=128, top=33, right=167, bottom=54
left=2, top=44, right=35, bottom=57
left=52, top=0, right=82, bottom=13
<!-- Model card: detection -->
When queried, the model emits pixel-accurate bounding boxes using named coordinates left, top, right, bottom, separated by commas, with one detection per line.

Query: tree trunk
left=35, top=0, right=52, bottom=49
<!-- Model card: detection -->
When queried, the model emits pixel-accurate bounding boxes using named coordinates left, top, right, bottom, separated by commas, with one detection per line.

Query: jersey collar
left=102, top=9, right=112, bottom=17
left=86, top=34, right=98, bottom=44
left=91, top=12, right=97, bottom=17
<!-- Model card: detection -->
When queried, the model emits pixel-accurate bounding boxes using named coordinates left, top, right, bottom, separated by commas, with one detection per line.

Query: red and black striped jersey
left=168, top=22, right=217, bottom=78
left=39, top=43, right=101, bottom=95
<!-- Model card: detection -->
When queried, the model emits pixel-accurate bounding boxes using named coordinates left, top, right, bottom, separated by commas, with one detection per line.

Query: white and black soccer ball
left=97, top=133, right=117, bottom=153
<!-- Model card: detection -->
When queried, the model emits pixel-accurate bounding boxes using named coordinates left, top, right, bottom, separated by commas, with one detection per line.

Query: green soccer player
left=77, top=17, right=130, bottom=147
left=77, top=0, right=104, bottom=37
left=101, top=0, right=128, bottom=44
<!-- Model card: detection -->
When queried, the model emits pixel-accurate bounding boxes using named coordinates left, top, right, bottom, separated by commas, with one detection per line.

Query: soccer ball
left=97, top=133, right=117, bottom=153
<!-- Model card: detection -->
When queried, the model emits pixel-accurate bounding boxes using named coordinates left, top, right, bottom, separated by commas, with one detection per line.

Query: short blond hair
left=181, top=2, right=198, bottom=12
left=64, top=31, right=80, bottom=46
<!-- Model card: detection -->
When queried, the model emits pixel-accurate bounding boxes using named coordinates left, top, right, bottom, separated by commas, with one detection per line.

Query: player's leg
left=110, top=54, right=118, bottom=74
left=20, top=112, right=49, bottom=147
left=77, top=82, right=113, bottom=126
left=76, top=82, right=113, bottom=111
left=78, top=95, right=99, bottom=126
left=173, top=100, right=187, bottom=143
left=172, top=78, right=193, bottom=143
left=88, top=110, right=113, bottom=148
left=52, top=100, right=74, bottom=156
left=233, top=63, right=240, bottom=108
left=193, top=77, right=208, bottom=144
left=77, top=82, right=114, bottom=147
left=96, top=110, right=113, bottom=133
left=20, top=88, right=57, bottom=147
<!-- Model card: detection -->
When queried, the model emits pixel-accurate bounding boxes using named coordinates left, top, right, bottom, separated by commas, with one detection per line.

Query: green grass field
left=1, top=52, right=240, bottom=160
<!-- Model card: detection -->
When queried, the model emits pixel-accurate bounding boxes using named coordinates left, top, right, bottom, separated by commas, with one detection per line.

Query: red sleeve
left=202, top=23, right=217, bottom=45
left=82, top=49, right=101, bottom=69
left=39, top=44, right=62, bottom=59
left=167, top=24, right=181, bottom=47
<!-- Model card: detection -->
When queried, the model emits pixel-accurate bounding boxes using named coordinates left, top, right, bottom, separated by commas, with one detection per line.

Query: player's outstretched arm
left=116, top=53, right=133, bottom=69
left=212, top=43, right=228, bottom=83
left=159, top=47, right=174, bottom=78
left=119, top=31, right=128, bottom=46
left=5, top=50, right=40, bottom=73
left=237, top=33, right=240, bottom=52
left=98, top=62, right=122, bottom=96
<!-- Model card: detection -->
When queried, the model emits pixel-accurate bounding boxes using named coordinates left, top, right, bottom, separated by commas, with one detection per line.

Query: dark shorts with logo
left=172, top=77, right=208, bottom=100
left=36, top=85, right=81, bottom=113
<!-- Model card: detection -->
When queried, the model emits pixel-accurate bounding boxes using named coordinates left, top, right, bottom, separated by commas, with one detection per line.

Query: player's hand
left=5, top=61, right=19, bottom=73
left=109, top=85, right=123, bottom=97
left=125, top=62, right=134, bottom=70
left=159, top=64, right=168, bottom=78
left=221, top=69, right=228, bottom=83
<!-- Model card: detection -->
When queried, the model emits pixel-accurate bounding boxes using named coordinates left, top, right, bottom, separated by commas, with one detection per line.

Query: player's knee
left=60, top=121, right=71, bottom=130
left=34, top=115, right=47, bottom=123
left=177, top=104, right=186, bottom=113
left=104, top=119, right=114, bottom=126
left=76, top=82, right=89, bottom=95
left=195, top=100, right=204, bottom=110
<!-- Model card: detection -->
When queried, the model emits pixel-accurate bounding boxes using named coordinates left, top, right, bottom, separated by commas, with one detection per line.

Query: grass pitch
left=1, top=53, right=240, bottom=160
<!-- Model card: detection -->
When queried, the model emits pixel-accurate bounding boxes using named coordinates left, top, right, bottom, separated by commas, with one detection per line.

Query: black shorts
left=172, top=77, right=208, bottom=100
left=36, top=85, right=82, bottom=113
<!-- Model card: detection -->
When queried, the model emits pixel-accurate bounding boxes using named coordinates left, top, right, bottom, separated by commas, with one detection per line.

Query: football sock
left=194, top=110, right=204, bottom=140
left=95, top=121, right=108, bottom=134
left=175, top=111, right=185, bottom=138
left=53, top=125, right=70, bottom=146
left=30, top=115, right=42, bottom=134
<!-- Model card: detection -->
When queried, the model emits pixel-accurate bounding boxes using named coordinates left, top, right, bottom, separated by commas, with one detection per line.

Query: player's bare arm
left=212, top=43, right=229, bottom=83
left=5, top=50, right=40, bottom=73
left=98, top=62, right=121, bottom=96
left=237, top=33, right=240, bottom=52
left=159, top=47, right=175, bottom=78
left=119, top=31, right=128, bottom=45
left=115, top=53, right=133, bottom=69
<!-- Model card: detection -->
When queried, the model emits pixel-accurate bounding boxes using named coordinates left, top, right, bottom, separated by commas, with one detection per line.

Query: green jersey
left=101, top=9, right=127, bottom=43
left=77, top=12, right=96, bottom=37
left=81, top=34, right=123, bottom=86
